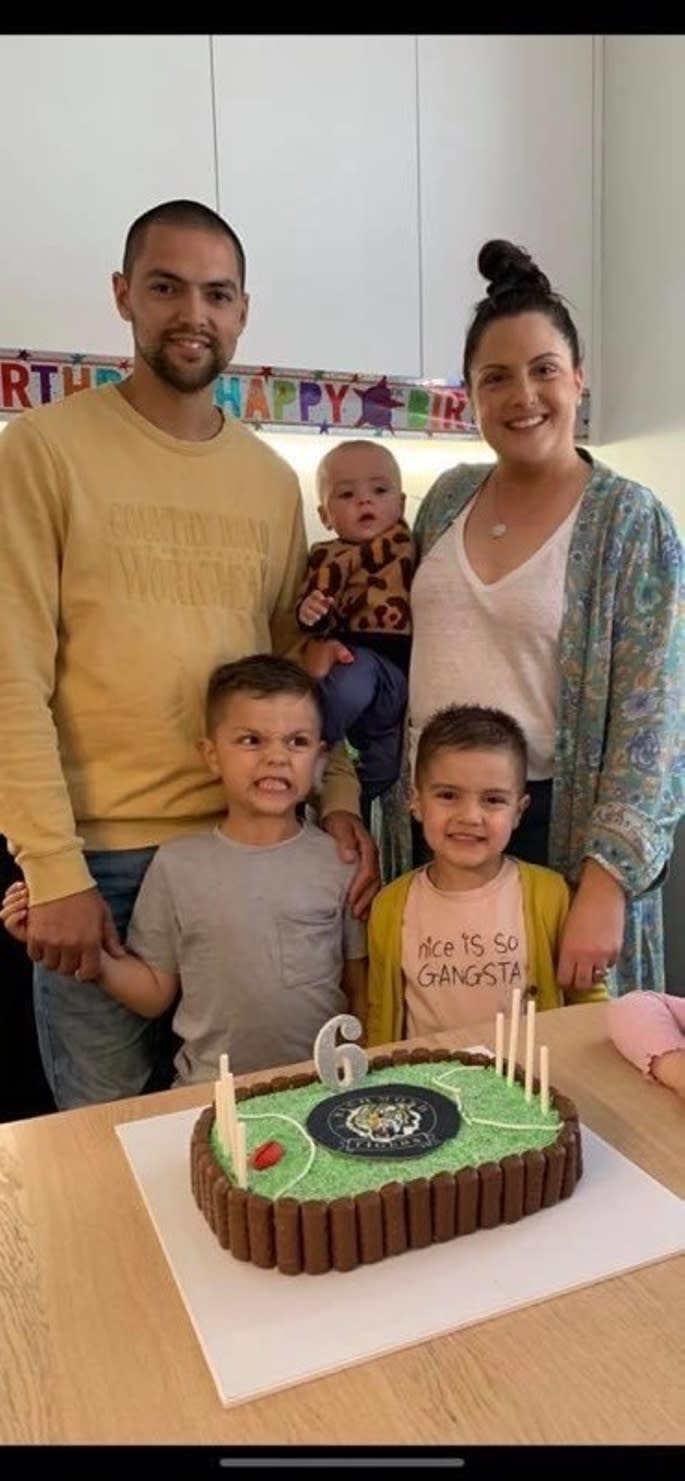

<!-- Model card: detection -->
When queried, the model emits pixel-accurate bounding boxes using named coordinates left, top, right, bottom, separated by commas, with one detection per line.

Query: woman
left=381, top=239, right=683, bottom=994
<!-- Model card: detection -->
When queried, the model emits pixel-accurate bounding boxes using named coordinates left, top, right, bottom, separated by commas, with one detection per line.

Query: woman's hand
left=556, top=858, right=626, bottom=991
left=323, top=811, right=380, bottom=919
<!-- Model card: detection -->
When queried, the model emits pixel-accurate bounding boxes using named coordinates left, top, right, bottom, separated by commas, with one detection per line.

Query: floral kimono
left=377, top=453, right=684, bottom=994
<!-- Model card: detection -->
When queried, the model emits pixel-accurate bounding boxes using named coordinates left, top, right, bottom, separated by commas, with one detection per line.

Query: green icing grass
left=209, top=1063, right=561, bottom=1203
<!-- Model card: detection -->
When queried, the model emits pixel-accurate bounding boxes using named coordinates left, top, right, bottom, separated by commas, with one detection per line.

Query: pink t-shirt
left=402, top=857, right=527, bottom=1035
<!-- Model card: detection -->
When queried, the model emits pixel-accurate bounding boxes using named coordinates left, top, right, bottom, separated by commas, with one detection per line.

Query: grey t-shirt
left=126, top=823, right=367, bottom=1085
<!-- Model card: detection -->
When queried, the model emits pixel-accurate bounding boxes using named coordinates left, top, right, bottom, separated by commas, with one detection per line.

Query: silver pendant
left=491, top=522, right=508, bottom=538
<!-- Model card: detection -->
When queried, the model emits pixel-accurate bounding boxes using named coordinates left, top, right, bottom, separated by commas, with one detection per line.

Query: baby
left=296, top=439, right=415, bottom=818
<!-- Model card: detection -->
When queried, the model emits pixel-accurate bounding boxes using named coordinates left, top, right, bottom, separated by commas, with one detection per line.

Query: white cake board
left=116, top=1094, right=685, bottom=1410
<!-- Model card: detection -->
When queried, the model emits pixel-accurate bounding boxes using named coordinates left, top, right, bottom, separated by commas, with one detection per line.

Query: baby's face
left=318, top=445, right=404, bottom=543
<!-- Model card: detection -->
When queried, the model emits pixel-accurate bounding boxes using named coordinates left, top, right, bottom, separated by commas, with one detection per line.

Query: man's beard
left=138, top=334, right=227, bottom=393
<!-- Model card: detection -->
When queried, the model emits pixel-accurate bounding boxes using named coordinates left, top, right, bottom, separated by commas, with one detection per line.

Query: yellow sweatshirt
left=367, top=861, right=609, bottom=1045
left=0, top=385, right=358, bottom=903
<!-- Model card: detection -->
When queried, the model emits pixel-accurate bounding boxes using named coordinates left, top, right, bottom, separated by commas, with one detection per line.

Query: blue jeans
left=33, top=847, right=177, bottom=1109
left=319, top=647, right=408, bottom=807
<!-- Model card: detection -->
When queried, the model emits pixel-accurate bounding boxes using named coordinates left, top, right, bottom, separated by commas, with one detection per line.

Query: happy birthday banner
left=0, top=349, right=591, bottom=439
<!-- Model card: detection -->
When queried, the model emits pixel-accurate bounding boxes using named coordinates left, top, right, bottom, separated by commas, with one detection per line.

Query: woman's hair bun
left=477, top=239, right=551, bottom=300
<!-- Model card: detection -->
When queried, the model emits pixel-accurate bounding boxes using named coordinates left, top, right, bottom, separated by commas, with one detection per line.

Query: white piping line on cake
left=431, top=1066, right=556, bottom=1132
left=457, top=1114, right=555, bottom=1132
left=232, top=1111, right=317, bottom=1198
left=430, top=1072, right=470, bottom=1123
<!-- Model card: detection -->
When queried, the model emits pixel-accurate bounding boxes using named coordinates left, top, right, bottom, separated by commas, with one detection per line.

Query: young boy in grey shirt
left=3, top=655, right=367, bottom=1084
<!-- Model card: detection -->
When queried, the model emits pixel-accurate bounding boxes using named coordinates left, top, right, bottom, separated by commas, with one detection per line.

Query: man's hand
left=26, top=888, right=125, bottom=981
left=323, top=811, right=380, bottom=919
left=302, top=638, right=355, bottom=681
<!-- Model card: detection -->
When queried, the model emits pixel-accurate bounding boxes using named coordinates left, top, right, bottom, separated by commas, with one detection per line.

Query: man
left=0, top=199, right=378, bottom=1109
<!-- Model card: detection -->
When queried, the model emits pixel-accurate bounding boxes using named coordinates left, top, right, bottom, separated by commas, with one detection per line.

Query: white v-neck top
left=409, top=498, right=580, bottom=780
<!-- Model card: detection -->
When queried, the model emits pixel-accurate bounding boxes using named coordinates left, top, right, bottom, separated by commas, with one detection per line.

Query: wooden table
left=1, top=1003, right=683, bottom=1446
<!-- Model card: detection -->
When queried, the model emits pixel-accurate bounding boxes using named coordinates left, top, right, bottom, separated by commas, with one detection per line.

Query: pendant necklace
left=488, top=474, right=508, bottom=538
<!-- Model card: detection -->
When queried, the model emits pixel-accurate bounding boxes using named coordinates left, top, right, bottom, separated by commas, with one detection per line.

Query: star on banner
left=318, top=420, right=329, bottom=434
left=118, top=359, right=131, bottom=371
left=17, top=349, right=30, bottom=361
left=354, top=375, right=403, bottom=433
left=260, top=366, right=273, bottom=380
left=70, top=353, right=85, bottom=364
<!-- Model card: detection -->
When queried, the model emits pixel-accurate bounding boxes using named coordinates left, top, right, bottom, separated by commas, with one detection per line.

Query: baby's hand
left=0, top=880, right=30, bottom=943
left=652, top=1050, right=685, bottom=1099
left=299, top=590, right=335, bottom=628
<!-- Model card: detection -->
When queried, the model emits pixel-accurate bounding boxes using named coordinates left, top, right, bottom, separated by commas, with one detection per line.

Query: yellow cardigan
left=366, top=860, right=608, bottom=1046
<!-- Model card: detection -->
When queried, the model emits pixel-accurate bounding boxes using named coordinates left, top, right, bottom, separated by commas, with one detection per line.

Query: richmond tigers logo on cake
left=306, top=1082, right=460, bottom=1159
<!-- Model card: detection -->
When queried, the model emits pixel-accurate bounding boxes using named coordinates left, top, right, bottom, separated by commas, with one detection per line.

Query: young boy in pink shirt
left=366, top=704, right=607, bottom=1045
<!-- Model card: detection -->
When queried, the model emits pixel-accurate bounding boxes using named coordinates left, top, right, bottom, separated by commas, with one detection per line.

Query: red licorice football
left=250, top=1139, right=285, bottom=1171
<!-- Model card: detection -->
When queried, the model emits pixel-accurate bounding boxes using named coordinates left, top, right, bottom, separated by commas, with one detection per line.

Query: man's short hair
left=123, top=199, right=246, bottom=289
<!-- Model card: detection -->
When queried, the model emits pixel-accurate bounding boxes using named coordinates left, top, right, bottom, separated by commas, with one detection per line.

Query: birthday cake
left=190, top=1026, right=583, bottom=1275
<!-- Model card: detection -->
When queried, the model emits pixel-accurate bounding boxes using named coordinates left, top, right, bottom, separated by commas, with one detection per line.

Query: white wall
left=417, top=35, right=596, bottom=387
left=598, top=35, right=685, bottom=529
left=0, top=35, right=217, bottom=354
left=212, top=34, right=421, bottom=376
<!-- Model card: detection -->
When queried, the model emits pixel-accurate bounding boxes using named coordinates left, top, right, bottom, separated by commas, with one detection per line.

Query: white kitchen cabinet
left=417, top=35, right=595, bottom=386
left=0, top=35, right=216, bottom=354
left=212, top=34, right=421, bottom=377
left=0, top=34, right=596, bottom=392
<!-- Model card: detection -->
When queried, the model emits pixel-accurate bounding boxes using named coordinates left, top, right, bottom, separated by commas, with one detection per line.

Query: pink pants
left=607, top=992, right=685, bottom=1077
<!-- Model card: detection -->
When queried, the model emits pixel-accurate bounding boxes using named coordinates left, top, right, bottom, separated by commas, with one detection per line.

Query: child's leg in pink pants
left=607, top=992, right=685, bottom=1076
